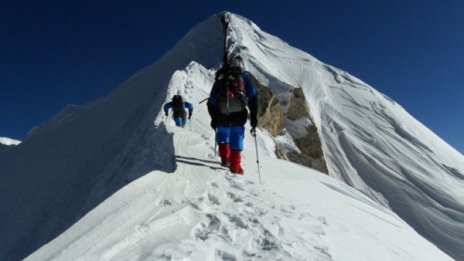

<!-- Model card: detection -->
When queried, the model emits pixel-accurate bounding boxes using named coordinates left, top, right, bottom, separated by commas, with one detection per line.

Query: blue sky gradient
left=1, top=0, right=463, bottom=153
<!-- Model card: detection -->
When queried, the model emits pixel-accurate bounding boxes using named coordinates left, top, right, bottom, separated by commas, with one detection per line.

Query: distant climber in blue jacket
left=163, top=94, right=193, bottom=128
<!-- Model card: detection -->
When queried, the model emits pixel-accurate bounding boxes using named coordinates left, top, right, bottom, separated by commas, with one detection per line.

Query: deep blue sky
left=1, top=1, right=463, bottom=153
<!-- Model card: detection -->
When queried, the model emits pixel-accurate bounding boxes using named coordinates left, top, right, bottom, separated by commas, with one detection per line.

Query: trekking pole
left=214, top=128, right=218, bottom=158
left=199, top=97, right=209, bottom=104
left=252, top=128, right=262, bottom=184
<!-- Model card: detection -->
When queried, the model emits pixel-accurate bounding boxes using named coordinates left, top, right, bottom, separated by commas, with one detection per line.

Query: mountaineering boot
left=230, top=150, right=244, bottom=175
left=219, top=143, right=230, bottom=167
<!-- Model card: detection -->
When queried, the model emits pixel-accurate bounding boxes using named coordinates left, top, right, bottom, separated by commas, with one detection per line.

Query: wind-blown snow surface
left=27, top=62, right=451, bottom=261
left=0, top=12, right=461, bottom=260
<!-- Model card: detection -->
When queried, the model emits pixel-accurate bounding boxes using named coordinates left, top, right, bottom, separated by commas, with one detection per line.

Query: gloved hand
left=188, top=114, right=192, bottom=120
left=165, top=111, right=168, bottom=116
left=210, top=119, right=218, bottom=130
left=250, top=127, right=257, bottom=136
left=250, top=116, right=258, bottom=128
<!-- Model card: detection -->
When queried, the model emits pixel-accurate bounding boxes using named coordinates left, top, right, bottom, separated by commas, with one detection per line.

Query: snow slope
left=0, top=15, right=224, bottom=261
left=0, top=12, right=462, bottom=260
left=220, top=14, right=464, bottom=259
left=27, top=62, right=451, bottom=261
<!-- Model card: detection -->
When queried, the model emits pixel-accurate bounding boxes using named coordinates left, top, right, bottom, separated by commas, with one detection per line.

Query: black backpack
left=171, top=95, right=186, bottom=118
left=215, top=67, right=247, bottom=114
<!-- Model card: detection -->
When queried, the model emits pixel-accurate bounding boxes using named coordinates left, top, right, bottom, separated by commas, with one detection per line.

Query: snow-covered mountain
left=0, top=137, right=20, bottom=146
left=1, top=12, right=462, bottom=260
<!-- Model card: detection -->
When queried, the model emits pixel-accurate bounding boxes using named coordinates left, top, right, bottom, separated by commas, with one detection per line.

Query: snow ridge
left=27, top=61, right=451, bottom=261
left=0, top=12, right=461, bottom=260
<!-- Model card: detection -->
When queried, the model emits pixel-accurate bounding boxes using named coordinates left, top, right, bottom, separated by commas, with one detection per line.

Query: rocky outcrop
left=251, top=77, right=328, bottom=174
left=255, top=82, right=286, bottom=137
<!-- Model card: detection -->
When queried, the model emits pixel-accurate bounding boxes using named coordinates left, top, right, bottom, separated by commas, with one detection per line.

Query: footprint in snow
left=255, top=228, right=280, bottom=252
left=216, top=250, right=237, bottom=261
left=208, top=193, right=220, bottom=205
left=195, top=213, right=231, bottom=241
left=160, top=199, right=172, bottom=207
left=224, top=212, right=248, bottom=229
left=318, top=216, right=329, bottom=225
left=229, top=181, right=244, bottom=191
left=226, top=192, right=244, bottom=202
